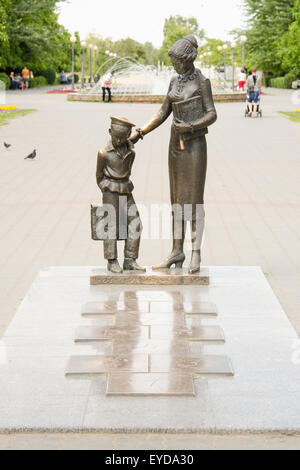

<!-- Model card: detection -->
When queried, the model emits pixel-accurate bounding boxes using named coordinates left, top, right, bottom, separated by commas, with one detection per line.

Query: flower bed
left=0, top=106, right=19, bottom=112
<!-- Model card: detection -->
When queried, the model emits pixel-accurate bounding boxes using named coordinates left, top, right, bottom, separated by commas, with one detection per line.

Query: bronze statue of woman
left=131, top=36, right=217, bottom=274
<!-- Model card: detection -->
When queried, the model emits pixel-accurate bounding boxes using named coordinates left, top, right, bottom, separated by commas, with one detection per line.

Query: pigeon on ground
left=4, top=142, right=11, bottom=149
left=25, top=149, right=37, bottom=160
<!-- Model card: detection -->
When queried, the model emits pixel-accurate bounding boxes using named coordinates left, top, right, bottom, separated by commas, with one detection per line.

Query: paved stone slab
left=106, top=373, right=195, bottom=396
left=151, top=325, right=225, bottom=342
left=150, top=355, right=234, bottom=375
left=112, top=339, right=190, bottom=355
left=75, top=325, right=149, bottom=342
left=66, top=355, right=149, bottom=375
left=1, top=266, right=300, bottom=433
left=90, top=267, right=210, bottom=286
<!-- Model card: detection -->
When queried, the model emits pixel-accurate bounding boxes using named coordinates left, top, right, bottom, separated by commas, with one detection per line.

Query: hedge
left=0, top=72, right=11, bottom=90
left=29, top=76, right=48, bottom=88
left=270, top=73, right=298, bottom=89
left=36, top=67, right=57, bottom=85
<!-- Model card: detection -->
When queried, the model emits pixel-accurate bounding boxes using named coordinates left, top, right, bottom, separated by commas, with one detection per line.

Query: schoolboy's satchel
left=172, top=95, right=205, bottom=143
left=91, top=205, right=127, bottom=241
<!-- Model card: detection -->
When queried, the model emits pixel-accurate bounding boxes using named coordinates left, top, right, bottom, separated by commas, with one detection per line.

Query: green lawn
left=0, top=109, right=36, bottom=126
left=280, top=111, right=300, bottom=123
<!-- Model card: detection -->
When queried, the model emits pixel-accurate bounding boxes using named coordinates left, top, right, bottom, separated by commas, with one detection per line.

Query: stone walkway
left=1, top=433, right=300, bottom=450
left=0, top=87, right=300, bottom=449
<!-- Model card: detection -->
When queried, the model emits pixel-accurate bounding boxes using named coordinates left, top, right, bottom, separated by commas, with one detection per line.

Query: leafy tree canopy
left=0, top=0, right=73, bottom=72
left=243, top=0, right=295, bottom=74
left=159, top=15, right=205, bottom=65
left=278, top=0, right=300, bottom=76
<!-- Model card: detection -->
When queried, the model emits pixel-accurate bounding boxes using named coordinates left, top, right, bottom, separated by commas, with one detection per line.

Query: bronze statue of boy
left=95, top=117, right=145, bottom=274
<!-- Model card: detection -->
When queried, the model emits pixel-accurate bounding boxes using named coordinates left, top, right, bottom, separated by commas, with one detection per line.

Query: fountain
left=92, top=58, right=174, bottom=96
left=68, top=58, right=246, bottom=103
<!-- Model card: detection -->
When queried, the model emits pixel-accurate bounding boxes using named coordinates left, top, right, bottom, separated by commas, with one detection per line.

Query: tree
left=0, top=0, right=73, bottom=73
left=0, top=0, right=10, bottom=68
left=243, top=0, right=295, bottom=74
left=144, top=42, right=159, bottom=66
left=199, top=38, right=225, bottom=67
left=159, top=15, right=205, bottom=65
left=279, top=0, right=300, bottom=76
left=113, top=38, right=147, bottom=63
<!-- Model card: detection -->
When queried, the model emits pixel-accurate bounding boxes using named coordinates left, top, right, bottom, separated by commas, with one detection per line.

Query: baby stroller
left=245, top=92, right=263, bottom=118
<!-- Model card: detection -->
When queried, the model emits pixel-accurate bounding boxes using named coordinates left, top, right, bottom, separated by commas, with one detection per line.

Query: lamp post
left=241, top=35, right=247, bottom=70
left=89, top=44, right=93, bottom=86
left=208, top=51, right=212, bottom=79
left=231, top=42, right=237, bottom=91
left=208, top=51, right=212, bottom=68
left=81, top=41, right=86, bottom=89
left=94, top=45, right=98, bottom=82
left=223, top=44, right=228, bottom=81
left=218, top=46, right=222, bottom=71
left=200, top=54, right=203, bottom=67
left=70, top=35, right=76, bottom=91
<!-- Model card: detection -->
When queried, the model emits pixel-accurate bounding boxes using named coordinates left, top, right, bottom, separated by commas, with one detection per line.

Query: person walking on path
left=247, top=68, right=262, bottom=117
left=60, top=71, right=68, bottom=85
left=21, top=66, right=30, bottom=90
left=238, top=68, right=247, bottom=90
left=102, top=72, right=112, bottom=102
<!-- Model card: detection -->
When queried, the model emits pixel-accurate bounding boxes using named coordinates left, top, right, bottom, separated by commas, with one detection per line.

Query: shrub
left=36, top=67, right=57, bottom=85
left=29, top=76, right=48, bottom=88
left=284, top=72, right=297, bottom=89
left=0, top=72, right=11, bottom=90
left=74, top=73, right=79, bottom=84
left=262, top=76, right=273, bottom=87
left=270, top=73, right=298, bottom=89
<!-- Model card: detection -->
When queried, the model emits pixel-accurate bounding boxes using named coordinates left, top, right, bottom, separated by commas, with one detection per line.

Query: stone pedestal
left=1, top=266, right=300, bottom=433
left=90, top=267, right=210, bottom=286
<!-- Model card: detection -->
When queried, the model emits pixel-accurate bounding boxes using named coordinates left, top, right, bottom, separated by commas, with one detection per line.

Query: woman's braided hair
left=168, top=35, right=198, bottom=62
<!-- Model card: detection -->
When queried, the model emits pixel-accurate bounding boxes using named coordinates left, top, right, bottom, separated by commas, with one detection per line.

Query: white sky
left=58, top=0, right=246, bottom=47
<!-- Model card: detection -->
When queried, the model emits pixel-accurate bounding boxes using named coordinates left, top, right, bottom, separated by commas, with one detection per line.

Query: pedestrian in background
left=238, top=68, right=247, bottom=90
left=247, top=68, right=262, bottom=117
left=21, top=66, right=30, bottom=90
left=102, top=72, right=112, bottom=103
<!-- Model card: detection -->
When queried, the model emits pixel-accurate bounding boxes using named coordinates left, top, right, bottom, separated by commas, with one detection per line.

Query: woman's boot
left=153, top=218, right=186, bottom=270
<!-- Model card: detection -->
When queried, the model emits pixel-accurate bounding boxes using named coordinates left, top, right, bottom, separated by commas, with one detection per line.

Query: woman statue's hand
left=130, top=128, right=144, bottom=144
left=174, top=119, right=192, bottom=134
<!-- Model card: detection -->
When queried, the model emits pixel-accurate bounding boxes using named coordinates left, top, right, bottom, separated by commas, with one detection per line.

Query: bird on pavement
left=24, top=149, right=37, bottom=160
left=4, top=142, right=11, bottom=149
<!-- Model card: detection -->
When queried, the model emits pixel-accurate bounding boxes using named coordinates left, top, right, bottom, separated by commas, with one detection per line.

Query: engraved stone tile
left=112, top=339, right=190, bottom=356
left=75, top=325, right=149, bottom=342
left=81, top=301, right=149, bottom=316
left=115, top=312, right=185, bottom=327
left=81, top=301, right=117, bottom=315
left=123, top=291, right=183, bottom=302
left=150, top=355, right=234, bottom=375
left=123, top=291, right=183, bottom=301
left=183, top=302, right=218, bottom=316
left=149, top=301, right=217, bottom=316
left=150, top=326, right=225, bottom=342
left=106, top=373, right=195, bottom=396
left=66, top=354, right=148, bottom=375
left=150, top=302, right=178, bottom=314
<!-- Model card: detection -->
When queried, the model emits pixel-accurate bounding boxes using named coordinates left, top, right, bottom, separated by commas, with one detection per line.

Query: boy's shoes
left=123, top=258, right=146, bottom=272
left=107, top=259, right=123, bottom=274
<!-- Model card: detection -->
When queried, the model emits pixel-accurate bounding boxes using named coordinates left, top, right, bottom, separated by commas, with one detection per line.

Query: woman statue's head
left=168, top=35, right=198, bottom=74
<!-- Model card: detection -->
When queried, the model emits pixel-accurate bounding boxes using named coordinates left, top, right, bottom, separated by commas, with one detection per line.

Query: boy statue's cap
left=111, top=116, right=136, bottom=128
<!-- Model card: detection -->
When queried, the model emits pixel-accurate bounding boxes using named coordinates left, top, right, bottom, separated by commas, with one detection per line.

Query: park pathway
left=0, top=87, right=300, bottom=338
